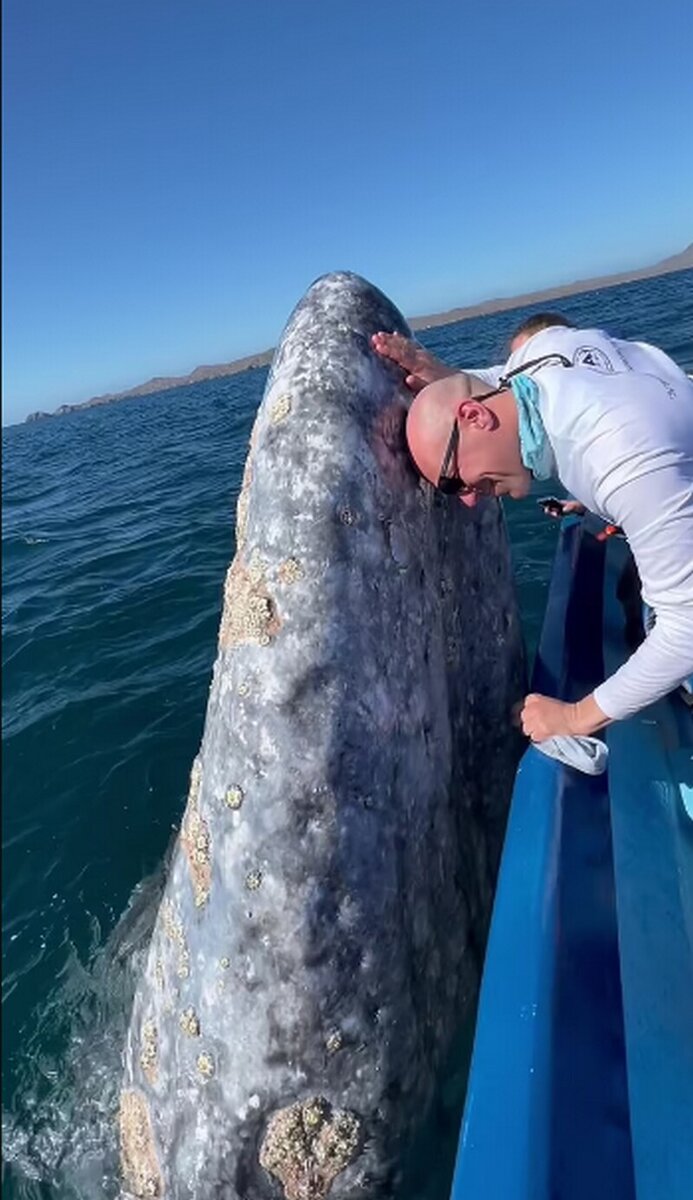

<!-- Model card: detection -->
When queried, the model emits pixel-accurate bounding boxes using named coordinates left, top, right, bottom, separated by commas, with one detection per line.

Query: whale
left=119, top=272, right=526, bottom=1199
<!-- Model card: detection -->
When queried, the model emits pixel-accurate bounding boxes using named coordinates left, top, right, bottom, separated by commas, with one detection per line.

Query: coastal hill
left=408, top=242, right=693, bottom=331
left=25, top=243, right=693, bottom=423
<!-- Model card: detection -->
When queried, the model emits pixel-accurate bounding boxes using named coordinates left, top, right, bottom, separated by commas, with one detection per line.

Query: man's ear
left=457, top=399, right=496, bottom=430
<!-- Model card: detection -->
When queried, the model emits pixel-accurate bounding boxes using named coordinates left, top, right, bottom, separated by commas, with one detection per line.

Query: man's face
left=446, top=406, right=532, bottom=507
left=454, top=465, right=532, bottom=507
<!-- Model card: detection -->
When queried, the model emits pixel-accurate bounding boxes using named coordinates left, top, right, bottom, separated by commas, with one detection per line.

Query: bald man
left=402, top=358, right=693, bottom=743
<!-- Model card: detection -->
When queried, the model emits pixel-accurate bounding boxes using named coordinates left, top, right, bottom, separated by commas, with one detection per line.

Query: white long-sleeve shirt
left=533, top=363, right=693, bottom=720
left=471, top=324, right=691, bottom=390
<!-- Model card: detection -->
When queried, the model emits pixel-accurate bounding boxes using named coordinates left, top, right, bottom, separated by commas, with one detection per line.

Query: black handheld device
left=537, top=496, right=564, bottom=516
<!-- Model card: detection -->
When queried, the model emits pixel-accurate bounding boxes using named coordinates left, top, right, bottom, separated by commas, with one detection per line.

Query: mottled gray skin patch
left=120, top=272, right=525, bottom=1198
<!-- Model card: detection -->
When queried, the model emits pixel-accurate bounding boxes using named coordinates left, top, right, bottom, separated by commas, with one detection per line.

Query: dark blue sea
left=3, top=269, right=692, bottom=1197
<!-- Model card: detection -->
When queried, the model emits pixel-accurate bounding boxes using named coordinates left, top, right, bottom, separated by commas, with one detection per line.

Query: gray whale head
left=120, top=271, right=525, bottom=1199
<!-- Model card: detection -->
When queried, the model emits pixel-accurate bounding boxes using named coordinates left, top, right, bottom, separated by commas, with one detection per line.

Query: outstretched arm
left=371, top=331, right=455, bottom=393
left=371, top=331, right=503, bottom=395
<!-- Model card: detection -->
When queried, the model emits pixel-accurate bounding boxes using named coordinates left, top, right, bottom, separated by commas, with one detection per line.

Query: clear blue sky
left=3, top=0, right=692, bottom=424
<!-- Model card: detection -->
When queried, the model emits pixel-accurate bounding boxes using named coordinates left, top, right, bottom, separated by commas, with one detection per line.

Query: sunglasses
left=435, top=352, right=573, bottom=495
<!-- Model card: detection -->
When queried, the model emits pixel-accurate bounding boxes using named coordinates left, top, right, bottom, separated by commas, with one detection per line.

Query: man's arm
left=520, top=595, right=693, bottom=740
left=522, top=440, right=693, bottom=740
left=371, top=331, right=503, bottom=395
left=589, top=444, right=693, bottom=717
left=593, top=602, right=693, bottom=720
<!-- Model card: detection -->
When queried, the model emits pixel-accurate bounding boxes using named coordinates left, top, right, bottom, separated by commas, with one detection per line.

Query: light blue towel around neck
left=510, top=374, right=556, bottom=481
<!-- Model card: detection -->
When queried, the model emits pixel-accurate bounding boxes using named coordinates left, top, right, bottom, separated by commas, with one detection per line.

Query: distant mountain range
left=25, top=243, right=693, bottom=423
left=408, top=242, right=693, bottom=330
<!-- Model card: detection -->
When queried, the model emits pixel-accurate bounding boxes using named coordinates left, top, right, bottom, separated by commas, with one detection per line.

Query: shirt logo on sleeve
left=573, top=346, right=615, bottom=372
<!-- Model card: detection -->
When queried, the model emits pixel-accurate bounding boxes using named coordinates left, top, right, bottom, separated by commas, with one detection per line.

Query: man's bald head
left=406, top=374, right=488, bottom=484
left=405, top=373, right=530, bottom=504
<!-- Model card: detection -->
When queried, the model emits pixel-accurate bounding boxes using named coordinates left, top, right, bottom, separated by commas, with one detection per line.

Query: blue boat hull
left=450, top=518, right=693, bottom=1200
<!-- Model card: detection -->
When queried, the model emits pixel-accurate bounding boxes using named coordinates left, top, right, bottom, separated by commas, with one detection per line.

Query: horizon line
left=9, top=242, right=693, bottom=426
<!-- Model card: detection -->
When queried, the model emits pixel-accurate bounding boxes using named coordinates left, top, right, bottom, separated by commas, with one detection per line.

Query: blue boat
left=449, top=515, right=693, bottom=1200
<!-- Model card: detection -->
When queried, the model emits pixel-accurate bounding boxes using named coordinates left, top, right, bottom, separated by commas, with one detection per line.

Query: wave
left=2, top=859, right=169, bottom=1199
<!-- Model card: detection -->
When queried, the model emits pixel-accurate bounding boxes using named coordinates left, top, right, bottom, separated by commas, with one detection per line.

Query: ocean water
left=2, top=269, right=692, bottom=1197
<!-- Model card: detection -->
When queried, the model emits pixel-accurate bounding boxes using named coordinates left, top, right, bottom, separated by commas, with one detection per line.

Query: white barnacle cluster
left=225, top=784, right=244, bottom=810
left=139, top=1019, right=158, bottom=1084
left=247, top=548, right=266, bottom=585
left=182, top=785, right=212, bottom=909
left=196, top=1052, right=215, bottom=1081
left=119, top=1090, right=163, bottom=1199
left=259, top=1096, right=363, bottom=1199
left=245, top=596, right=273, bottom=646
left=276, top=557, right=304, bottom=585
left=161, top=898, right=190, bottom=979
left=269, top=393, right=292, bottom=425
left=224, top=782, right=242, bottom=811
left=218, top=551, right=279, bottom=650
left=179, top=1006, right=201, bottom=1038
